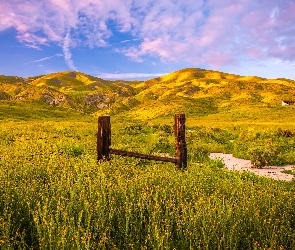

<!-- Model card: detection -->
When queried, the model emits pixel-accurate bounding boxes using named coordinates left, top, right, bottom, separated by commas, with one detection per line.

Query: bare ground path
left=209, top=153, right=294, bottom=181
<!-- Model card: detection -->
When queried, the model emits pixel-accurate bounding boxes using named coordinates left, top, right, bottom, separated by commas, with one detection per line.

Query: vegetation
left=1, top=68, right=295, bottom=249
left=1, top=68, right=295, bottom=116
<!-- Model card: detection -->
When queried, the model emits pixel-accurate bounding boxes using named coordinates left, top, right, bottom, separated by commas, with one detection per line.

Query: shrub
left=276, top=128, right=295, bottom=138
left=248, top=144, right=280, bottom=168
left=191, top=145, right=210, bottom=163
left=209, top=157, right=225, bottom=169
left=59, top=144, right=84, bottom=157
left=248, top=147, right=271, bottom=168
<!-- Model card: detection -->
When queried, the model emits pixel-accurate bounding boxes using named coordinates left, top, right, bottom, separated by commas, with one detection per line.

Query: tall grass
left=1, top=120, right=295, bottom=249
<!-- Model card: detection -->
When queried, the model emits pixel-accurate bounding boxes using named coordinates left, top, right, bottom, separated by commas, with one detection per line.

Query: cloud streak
left=96, top=72, right=166, bottom=79
left=31, top=54, right=63, bottom=63
left=0, top=0, right=295, bottom=69
left=63, top=30, right=77, bottom=71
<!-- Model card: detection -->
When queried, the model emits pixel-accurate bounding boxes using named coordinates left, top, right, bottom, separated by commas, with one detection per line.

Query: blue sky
left=0, top=0, right=295, bottom=80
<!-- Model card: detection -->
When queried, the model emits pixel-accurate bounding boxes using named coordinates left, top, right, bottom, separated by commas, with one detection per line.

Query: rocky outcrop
left=13, top=86, right=68, bottom=106
left=42, top=93, right=66, bottom=105
left=0, top=91, right=11, bottom=100
left=84, top=93, right=111, bottom=109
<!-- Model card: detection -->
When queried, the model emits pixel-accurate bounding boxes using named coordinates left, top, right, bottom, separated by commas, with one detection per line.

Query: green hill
left=29, top=71, right=135, bottom=96
left=95, top=68, right=295, bottom=122
left=1, top=68, right=295, bottom=121
left=0, top=75, right=28, bottom=100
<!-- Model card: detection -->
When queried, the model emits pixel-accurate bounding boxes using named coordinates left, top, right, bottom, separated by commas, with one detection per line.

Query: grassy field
left=1, top=102, right=295, bottom=249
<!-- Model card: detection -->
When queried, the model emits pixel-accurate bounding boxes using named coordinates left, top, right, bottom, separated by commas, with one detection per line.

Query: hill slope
left=95, top=68, right=295, bottom=120
left=1, top=68, right=295, bottom=120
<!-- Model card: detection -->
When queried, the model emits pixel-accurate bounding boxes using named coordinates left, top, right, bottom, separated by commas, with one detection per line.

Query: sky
left=0, top=0, right=295, bottom=80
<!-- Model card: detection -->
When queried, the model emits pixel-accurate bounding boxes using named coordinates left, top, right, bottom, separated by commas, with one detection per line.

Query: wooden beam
left=97, top=115, right=111, bottom=161
left=174, top=113, right=187, bottom=169
left=110, top=148, right=178, bottom=163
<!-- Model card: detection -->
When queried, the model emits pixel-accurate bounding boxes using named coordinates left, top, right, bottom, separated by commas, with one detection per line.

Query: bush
left=248, top=147, right=271, bottom=168
left=248, top=144, right=280, bottom=168
left=276, top=128, right=295, bottom=138
left=191, top=145, right=210, bottom=162
left=59, top=144, right=84, bottom=157
left=209, top=157, right=225, bottom=168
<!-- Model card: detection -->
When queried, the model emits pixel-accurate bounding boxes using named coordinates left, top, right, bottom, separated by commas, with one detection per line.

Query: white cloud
left=121, top=39, right=141, bottom=43
left=23, top=53, right=63, bottom=65
left=31, top=54, right=63, bottom=63
left=96, top=72, right=166, bottom=79
left=62, top=30, right=77, bottom=71
left=223, top=58, right=295, bottom=80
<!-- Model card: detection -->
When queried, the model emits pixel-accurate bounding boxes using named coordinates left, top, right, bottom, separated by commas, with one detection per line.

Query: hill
left=0, top=71, right=137, bottom=113
left=95, top=68, right=295, bottom=122
left=1, top=68, right=295, bottom=121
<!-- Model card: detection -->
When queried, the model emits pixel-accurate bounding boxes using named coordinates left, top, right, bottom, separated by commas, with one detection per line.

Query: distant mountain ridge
left=1, top=68, right=295, bottom=118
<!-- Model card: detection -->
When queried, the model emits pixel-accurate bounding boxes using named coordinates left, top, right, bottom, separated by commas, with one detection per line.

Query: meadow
left=1, top=103, right=295, bottom=249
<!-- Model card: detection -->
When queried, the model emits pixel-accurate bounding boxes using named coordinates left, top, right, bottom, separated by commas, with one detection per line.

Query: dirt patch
left=209, top=153, right=294, bottom=181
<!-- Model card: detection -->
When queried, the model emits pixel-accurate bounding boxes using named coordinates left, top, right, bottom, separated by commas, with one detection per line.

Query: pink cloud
left=0, top=0, right=295, bottom=69
left=17, top=33, right=48, bottom=47
left=246, top=48, right=264, bottom=58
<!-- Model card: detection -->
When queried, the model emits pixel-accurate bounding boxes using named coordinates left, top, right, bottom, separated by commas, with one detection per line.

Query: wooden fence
left=97, top=114, right=187, bottom=169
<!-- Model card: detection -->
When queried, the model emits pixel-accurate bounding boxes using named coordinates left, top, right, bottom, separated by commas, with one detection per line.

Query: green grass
left=0, top=101, right=91, bottom=122
left=282, top=169, right=295, bottom=176
left=1, top=111, right=295, bottom=249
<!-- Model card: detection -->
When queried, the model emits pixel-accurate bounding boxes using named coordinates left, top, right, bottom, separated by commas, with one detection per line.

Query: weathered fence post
left=97, top=115, right=111, bottom=161
left=174, top=114, right=187, bottom=169
left=97, top=114, right=187, bottom=170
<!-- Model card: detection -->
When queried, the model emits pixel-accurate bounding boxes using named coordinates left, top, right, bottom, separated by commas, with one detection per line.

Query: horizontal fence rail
left=97, top=114, right=187, bottom=169
left=110, top=148, right=178, bottom=163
